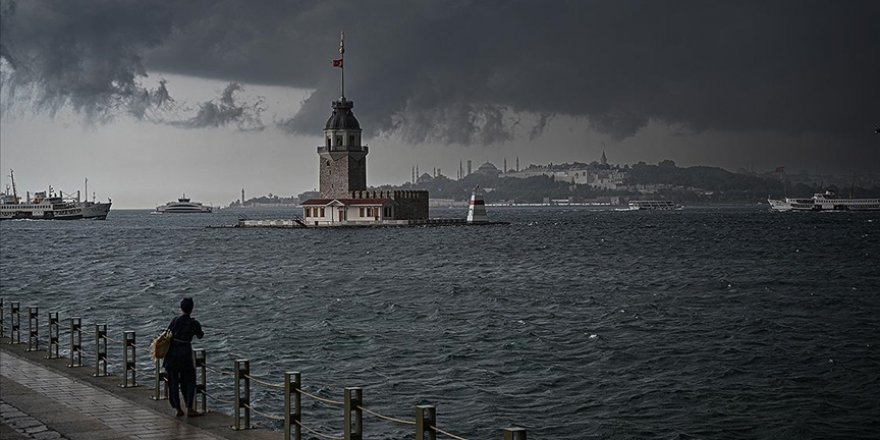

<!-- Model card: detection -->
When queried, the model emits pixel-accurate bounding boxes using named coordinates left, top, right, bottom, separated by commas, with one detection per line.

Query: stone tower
left=318, top=98, right=368, bottom=198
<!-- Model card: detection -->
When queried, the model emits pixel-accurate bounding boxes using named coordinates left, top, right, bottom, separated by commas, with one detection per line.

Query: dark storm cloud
left=172, top=82, right=265, bottom=131
left=2, top=0, right=879, bottom=148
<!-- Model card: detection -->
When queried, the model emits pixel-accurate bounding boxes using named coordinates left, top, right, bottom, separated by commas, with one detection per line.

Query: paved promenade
left=0, top=339, right=276, bottom=440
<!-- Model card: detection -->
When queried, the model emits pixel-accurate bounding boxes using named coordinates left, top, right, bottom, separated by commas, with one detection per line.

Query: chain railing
left=2, top=299, right=530, bottom=439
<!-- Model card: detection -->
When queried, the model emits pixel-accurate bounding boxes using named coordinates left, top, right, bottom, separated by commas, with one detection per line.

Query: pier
left=0, top=299, right=528, bottom=440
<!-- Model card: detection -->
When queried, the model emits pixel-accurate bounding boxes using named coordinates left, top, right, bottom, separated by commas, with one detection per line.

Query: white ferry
left=623, top=200, right=681, bottom=211
left=768, top=192, right=880, bottom=212
left=0, top=170, right=107, bottom=220
left=1, top=190, right=83, bottom=220
left=156, top=195, right=213, bottom=213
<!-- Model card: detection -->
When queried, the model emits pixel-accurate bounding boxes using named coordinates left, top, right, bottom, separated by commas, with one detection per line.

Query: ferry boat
left=0, top=170, right=102, bottom=220
left=768, top=191, right=880, bottom=211
left=156, top=195, right=213, bottom=213
left=1, top=190, right=83, bottom=220
left=623, top=200, right=681, bottom=211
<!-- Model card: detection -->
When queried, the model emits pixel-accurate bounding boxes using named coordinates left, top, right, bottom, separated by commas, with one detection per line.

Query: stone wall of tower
left=319, top=153, right=367, bottom=198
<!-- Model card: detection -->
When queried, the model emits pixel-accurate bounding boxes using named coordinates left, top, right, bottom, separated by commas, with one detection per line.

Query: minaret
left=601, top=150, right=608, bottom=166
left=318, top=32, right=368, bottom=199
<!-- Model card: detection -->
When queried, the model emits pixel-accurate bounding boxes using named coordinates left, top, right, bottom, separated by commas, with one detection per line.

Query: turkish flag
left=332, top=59, right=343, bottom=68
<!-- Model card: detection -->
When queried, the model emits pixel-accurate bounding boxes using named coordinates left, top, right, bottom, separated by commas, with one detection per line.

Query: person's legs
left=181, top=369, right=199, bottom=415
left=166, top=368, right=184, bottom=416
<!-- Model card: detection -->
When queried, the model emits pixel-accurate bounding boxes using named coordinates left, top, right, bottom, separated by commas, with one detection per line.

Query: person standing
left=163, top=297, right=204, bottom=417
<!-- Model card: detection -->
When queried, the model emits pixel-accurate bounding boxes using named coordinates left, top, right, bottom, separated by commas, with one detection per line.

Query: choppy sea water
left=1, top=206, right=879, bottom=439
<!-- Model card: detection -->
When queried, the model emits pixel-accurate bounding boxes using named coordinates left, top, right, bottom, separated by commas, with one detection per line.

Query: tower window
left=349, top=135, right=355, bottom=146
left=336, top=136, right=342, bottom=146
left=326, top=137, right=330, bottom=148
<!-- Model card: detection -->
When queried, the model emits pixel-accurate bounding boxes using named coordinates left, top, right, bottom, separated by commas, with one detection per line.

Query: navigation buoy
left=467, top=187, right=488, bottom=223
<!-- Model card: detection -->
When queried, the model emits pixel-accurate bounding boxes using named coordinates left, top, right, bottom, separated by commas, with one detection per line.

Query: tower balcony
left=317, top=145, right=368, bottom=155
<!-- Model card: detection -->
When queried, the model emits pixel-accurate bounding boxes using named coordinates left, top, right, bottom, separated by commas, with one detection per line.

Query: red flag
left=332, top=58, right=343, bottom=68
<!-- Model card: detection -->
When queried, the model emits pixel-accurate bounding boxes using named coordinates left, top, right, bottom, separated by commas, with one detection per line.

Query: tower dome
left=325, top=98, right=361, bottom=130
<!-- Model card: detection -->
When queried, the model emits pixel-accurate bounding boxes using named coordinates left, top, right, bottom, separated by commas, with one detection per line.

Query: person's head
left=180, top=297, right=194, bottom=315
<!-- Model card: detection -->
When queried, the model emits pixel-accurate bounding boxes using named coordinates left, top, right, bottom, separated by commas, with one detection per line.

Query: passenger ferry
left=768, top=191, right=880, bottom=211
left=1, top=190, right=83, bottom=220
left=622, top=200, right=681, bottom=211
left=156, top=195, right=213, bottom=213
left=0, top=170, right=110, bottom=220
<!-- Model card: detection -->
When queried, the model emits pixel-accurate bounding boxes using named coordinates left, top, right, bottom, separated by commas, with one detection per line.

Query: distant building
left=476, top=161, right=501, bottom=177
left=503, top=162, right=627, bottom=189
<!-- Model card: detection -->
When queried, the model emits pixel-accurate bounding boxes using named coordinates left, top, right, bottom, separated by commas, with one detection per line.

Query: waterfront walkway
left=0, top=340, right=276, bottom=440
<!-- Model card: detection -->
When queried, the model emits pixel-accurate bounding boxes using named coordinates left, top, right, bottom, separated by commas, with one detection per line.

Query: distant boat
left=156, top=194, right=213, bottom=213
left=768, top=191, right=880, bottom=212
left=619, top=200, right=681, bottom=211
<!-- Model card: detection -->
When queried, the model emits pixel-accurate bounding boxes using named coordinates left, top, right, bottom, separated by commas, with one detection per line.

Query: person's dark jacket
left=162, top=315, right=204, bottom=371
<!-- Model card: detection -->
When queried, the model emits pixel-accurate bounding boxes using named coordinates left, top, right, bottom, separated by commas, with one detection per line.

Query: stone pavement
left=0, top=340, right=277, bottom=440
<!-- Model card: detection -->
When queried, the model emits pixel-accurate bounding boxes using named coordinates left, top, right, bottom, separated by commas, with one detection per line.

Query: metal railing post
left=46, top=312, right=59, bottom=359
left=26, top=307, right=39, bottom=351
left=93, top=324, right=108, bottom=376
left=152, top=358, right=168, bottom=400
left=503, top=427, right=527, bottom=440
left=233, top=359, right=250, bottom=430
left=415, top=405, right=436, bottom=440
left=284, top=371, right=301, bottom=440
left=68, top=317, right=82, bottom=367
left=9, top=302, right=20, bottom=344
left=120, top=331, right=138, bottom=387
left=344, top=387, right=363, bottom=440
left=194, top=349, right=207, bottom=413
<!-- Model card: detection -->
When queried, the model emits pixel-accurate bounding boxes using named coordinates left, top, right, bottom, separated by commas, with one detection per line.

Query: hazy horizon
left=2, top=1, right=878, bottom=209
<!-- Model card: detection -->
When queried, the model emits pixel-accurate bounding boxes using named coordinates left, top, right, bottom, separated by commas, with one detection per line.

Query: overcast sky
left=1, top=0, right=878, bottom=208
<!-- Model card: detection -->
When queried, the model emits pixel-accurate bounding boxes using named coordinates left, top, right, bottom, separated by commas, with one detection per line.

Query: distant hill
left=232, top=161, right=880, bottom=206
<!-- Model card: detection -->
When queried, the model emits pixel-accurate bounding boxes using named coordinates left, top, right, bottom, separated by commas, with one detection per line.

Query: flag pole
left=339, top=31, right=345, bottom=99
